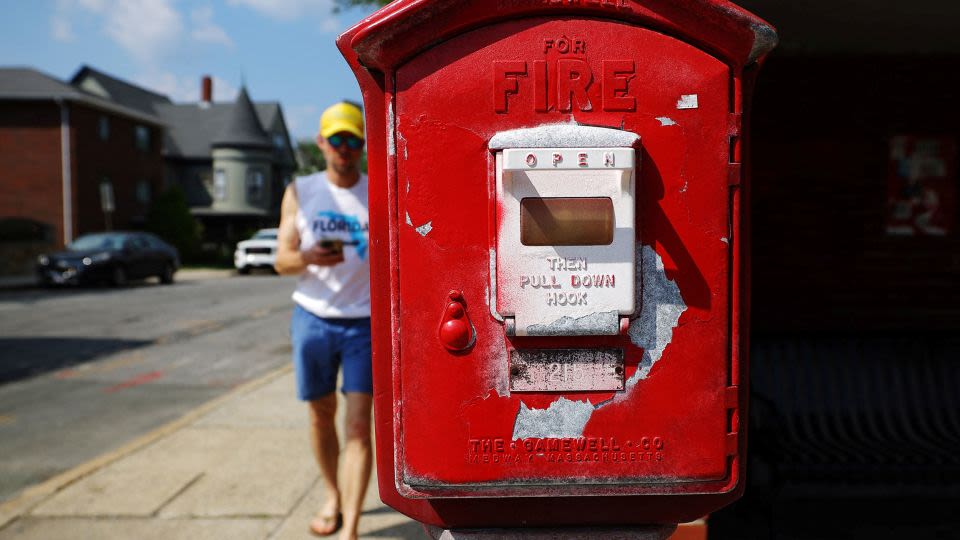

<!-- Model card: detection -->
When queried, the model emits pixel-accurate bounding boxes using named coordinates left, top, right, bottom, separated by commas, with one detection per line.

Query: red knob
left=445, top=302, right=464, bottom=319
left=438, top=291, right=474, bottom=352
left=440, top=319, right=471, bottom=351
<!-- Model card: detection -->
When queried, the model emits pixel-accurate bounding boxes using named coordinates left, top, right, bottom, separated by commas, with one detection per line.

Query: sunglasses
left=327, top=133, right=364, bottom=150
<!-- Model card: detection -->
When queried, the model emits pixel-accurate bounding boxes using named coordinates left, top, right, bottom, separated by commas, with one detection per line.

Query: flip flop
left=309, top=512, right=343, bottom=537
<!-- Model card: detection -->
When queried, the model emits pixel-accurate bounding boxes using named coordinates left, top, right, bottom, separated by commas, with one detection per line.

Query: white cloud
left=51, top=15, right=74, bottom=42
left=227, top=0, right=335, bottom=23
left=285, top=104, right=320, bottom=140
left=51, top=0, right=77, bottom=42
left=191, top=6, right=234, bottom=47
left=134, top=71, right=192, bottom=101
left=229, top=0, right=347, bottom=34
left=210, top=76, right=240, bottom=102
left=56, top=0, right=183, bottom=64
left=53, top=0, right=236, bottom=64
left=76, top=0, right=108, bottom=12
left=103, top=0, right=184, bottom=63
left=135, top=72, right=239, bottom=103
left=319, top=16, right=342, bottom=34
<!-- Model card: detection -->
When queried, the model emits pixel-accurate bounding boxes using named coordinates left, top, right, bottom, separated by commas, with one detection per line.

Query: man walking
left=275, top=101, right=371, bottom=539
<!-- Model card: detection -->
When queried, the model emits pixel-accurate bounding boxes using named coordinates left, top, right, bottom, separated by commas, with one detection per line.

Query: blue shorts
left=290, top=304, right=372, bottom=400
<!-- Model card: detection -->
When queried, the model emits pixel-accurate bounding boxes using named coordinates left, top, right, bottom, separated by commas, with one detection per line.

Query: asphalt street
left=0, top=272, right=298, bottom=502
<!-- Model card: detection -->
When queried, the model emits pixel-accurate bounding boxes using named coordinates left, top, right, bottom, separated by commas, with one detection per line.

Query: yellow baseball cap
left=320, top=101, right=364, bottom=139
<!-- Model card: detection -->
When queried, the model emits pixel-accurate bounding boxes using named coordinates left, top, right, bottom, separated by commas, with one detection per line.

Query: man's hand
left=301, top=244, right=345, bottom=267
left=275, top=184, right=346, bottom=274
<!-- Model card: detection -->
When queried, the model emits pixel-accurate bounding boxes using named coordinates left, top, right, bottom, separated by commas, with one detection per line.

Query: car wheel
left=160, top=263, right=175, bottom=284
left=112, top=266, right=128, bottom=287
left=238, top=266, right=250, bottom=275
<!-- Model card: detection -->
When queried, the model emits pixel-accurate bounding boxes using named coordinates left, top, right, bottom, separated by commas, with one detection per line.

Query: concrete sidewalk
left=0, top=365, right=424, bottom=539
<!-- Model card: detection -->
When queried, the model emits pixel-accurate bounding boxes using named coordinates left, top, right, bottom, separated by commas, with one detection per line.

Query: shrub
left=145, top=186, right=202, bottom=261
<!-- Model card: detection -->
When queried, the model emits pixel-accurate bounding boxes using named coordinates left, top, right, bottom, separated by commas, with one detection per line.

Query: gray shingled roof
left=0, top=67, right=162, bottom=125
left=70, top=65, right=171, bottom=116
left=156, top=101, right=288, bottom=160
left=211, top=87, right=271, bottom=149
left=3, top=65, right=294, bottom=166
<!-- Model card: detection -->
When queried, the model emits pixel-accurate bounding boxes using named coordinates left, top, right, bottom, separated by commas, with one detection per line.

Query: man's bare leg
left=309, top=394, right=341, bottom=534
left=338, top=392, right=373, bottom=540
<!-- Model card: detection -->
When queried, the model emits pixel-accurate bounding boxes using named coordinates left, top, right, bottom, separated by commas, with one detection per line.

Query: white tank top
left=292, top=172, right=370, bottom=318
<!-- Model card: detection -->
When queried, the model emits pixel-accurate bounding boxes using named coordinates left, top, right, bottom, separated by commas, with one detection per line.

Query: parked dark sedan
left=36, top=232, right=180, bottom=287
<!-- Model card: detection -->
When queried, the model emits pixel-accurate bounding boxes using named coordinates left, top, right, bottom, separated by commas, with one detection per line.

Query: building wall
left=165, top=160, right=213, bottom=208
left=71, top=105, right=164, bottom=236
left=0, top=101, right=69, bottom=246
left=210, top=147, right=273, bottom=215
left=749, top=55, right=960, bottom=335
left=263, top=114, right=294, bottom=217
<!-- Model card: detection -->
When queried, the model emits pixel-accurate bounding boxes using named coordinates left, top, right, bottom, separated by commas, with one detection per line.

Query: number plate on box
left=509, top=348, right=624, bottom=392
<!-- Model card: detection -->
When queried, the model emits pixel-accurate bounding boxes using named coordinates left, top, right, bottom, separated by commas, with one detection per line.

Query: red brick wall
left=0, top=101, right=67, bottom=245
left=72, top=106, right=164, bottom=236
left=1, top=101, right=165, bottom=248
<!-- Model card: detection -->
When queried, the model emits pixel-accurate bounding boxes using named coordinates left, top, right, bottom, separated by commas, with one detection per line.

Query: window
left=0, top=218, right=54, bottom=243
left=99, top=179, right=115, bottom=212
left=126, top=235, right=149, bottom=250
left=135, top=179, right=151, bottom=205
left=98, top=116, right=110, bottom=141
left=520, top=197, right=614, bottom=246
left=134, top=125, right=150, bottom=151
left=253, top=229, right=278, bottom=240
left=213, top=169, right=227, bottom=201
left=143, top=233, right=167, bottom=249
left=247, top=169, right=265, bottom=201
left=200, top=171, right=212, bottom=194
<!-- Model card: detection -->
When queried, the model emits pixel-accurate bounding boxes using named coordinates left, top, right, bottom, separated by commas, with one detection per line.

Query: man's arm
left=274, top=183, right=344, bottom=275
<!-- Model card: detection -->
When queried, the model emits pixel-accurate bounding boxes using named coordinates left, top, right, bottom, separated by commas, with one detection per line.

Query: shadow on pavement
left=366, top=521, right=427, bottom=539
left=0, top=337, right=151, bottom=385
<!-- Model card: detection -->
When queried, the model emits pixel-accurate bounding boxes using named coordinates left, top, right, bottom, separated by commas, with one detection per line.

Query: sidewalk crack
left=152, top=472, right=204, bottom=517
left=266, top=476, right=319, bottom=539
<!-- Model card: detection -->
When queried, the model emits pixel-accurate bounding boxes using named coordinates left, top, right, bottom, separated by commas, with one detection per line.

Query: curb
left=0, top=276, right=37, bottom=290
left=0, top=364, right=294, bottom=531
left=0, top=269, right=237, bottom=290
left=175, top=268, right=236, bottom=281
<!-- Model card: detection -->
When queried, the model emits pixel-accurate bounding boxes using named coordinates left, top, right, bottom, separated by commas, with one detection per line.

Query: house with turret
left=73, top=67, right=296, bottom=250
left=0, top=65, right=296, bottom=273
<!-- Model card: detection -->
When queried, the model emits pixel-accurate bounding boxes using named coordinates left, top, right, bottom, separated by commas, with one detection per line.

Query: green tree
left=296, top=138, right=368, bottom=175
left=145, top=186, right=202, bottom=261
left=297, top=138, right=326, bottom=174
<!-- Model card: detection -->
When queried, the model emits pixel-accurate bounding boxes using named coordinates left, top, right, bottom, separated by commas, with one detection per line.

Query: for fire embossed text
left=494, top=38, right=636, bottom=113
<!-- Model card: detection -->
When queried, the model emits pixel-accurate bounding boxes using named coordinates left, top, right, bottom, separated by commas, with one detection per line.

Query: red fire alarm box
left=338, top=0, right=776, bottom=528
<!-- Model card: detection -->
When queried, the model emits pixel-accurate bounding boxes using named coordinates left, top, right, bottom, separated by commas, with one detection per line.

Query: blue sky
left=0, top=0, right=379, bottom=141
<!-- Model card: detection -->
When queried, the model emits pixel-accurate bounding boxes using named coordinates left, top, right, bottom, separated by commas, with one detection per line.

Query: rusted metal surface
left=524, top=311, right=621, bottom=337
left=509, top=348, right=623, bottom=392
left=489, top=124, right=640, bottom=149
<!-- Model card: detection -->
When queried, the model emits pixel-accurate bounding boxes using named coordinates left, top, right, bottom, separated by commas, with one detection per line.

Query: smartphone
left=318, top=239, right=344, bottom=255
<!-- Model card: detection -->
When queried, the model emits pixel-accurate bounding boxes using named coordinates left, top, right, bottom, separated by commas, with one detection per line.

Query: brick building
left=72, top=67, right=297, bottom=251
left=0, top=68, right=163, bottom=275
left=0, top=66, right=296, bottom=274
